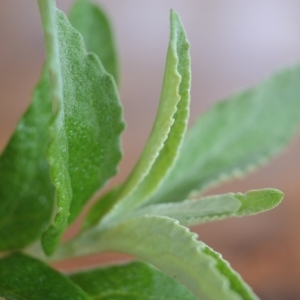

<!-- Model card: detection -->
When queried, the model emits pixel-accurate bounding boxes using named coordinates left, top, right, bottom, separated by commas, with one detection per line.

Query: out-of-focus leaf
left=69, top=0, right=120, bottom=84
left=147, top=65, right=300, bottom=204
left=85, top=10, right=191, bottom=228
left=70, top=261, right=197, bottom=300
left=83, top=187, right=120, bottom=230
left=58, top=216, right=258, bottom=300
left=126, top=189, right=283, bottom=226
left=0, top=253, right=92, bottom=300
left=38, top=0, right=124, bottom=255
left=0, top=71, right=54, bottom=251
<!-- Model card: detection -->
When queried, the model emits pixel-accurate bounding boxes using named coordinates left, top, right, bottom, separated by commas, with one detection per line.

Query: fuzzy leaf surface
left=0, top=253, right=91, bottom=300
left=86, top=10, right=191, bottom=227
left=69, top=0, right=119, bottom=84
left=60, top=216, right=258, bottom=299
left=39, top=0, right=124, bottom=255
left=127, top=189, right=283, bottom=226
left=0, top=71, right=54, bottom=251
left=70, top=261, right=196, bottom=300
left=148, top=65, right=300, bottom=204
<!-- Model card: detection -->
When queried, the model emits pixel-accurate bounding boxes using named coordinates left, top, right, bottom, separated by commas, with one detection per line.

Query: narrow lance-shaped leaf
left=147, top=65, right=300, bottom=204
left=0, top=253, right=92, bottom=300
left=56, top=216, right=258, bottom=300
left=0, top=70, right=54, bottom=251
left=38, top=0, right=124, bottom=255
left=125, top=189, right=283, bottom=226
left=115, top=11, right=191, bottom=209
left=68, top=0, right=120, bottom=84
left=70, top=261, right=197, bottom=300
left=86, top=10, right=191, bottom=228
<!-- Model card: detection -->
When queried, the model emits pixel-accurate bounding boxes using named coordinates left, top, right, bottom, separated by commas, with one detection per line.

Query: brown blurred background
left=1, top=1, right=300, bottom=299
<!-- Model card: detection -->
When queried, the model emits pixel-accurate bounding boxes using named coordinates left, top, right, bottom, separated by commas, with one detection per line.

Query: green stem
left=23, top=229, right=108, bottom=263
left=56, top=231, right=109, bottom=260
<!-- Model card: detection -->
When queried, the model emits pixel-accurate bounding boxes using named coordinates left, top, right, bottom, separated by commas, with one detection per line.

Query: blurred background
left=1, top=1, right=300, bottom=299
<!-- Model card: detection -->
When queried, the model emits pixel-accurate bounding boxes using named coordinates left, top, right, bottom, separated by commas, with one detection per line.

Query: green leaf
left=0, top=253, right=92, bottom=300
left=68, top=0, right=120, bottom=84
left=125, top=189, right=283, bottom=226
left=57, top=216, right=258, bottom=299
left=38, top=0, right=124, bottom=255
left=70, top=261, right=197, bottom=300
left=234, top=188, right=283, bottom=216
left=147, top=65, right=300, bottom=204
left=86, top=10, right=191, bottom=228
left=0, top=70, right=54, bottom=251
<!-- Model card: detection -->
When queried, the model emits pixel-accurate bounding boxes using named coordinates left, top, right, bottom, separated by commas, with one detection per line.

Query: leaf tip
left=236, top=188, right=284, bottom=216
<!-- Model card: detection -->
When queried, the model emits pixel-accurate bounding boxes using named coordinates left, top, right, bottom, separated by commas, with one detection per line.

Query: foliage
left=0, top=0, right=299, bottom=299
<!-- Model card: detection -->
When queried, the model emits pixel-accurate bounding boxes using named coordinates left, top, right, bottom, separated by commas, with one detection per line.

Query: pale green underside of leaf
left=69, top=261, right=196, bottom=300
left=69, top=0, right=119, bottom=84
left=39, top=0, right=124, bottom=255
left=58, top=216, right=258, bottom=300
left=0, top=70, right=54, bottom=251
left=85, top=10, right=191, bottom=229
left=0, top=253, right=91, bottom=300
left=124, top=189, right=283, bottom=226
left=148, top=65, right=300, bottom=204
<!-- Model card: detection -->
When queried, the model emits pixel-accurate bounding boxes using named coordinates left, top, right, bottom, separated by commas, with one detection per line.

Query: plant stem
left=23, top=229, right=108, bottom=263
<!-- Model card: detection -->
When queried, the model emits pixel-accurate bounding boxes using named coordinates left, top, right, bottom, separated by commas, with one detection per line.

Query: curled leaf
left=38, top=0, right=124, bottom=255
left=86, top=10, right=191, bottom=228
